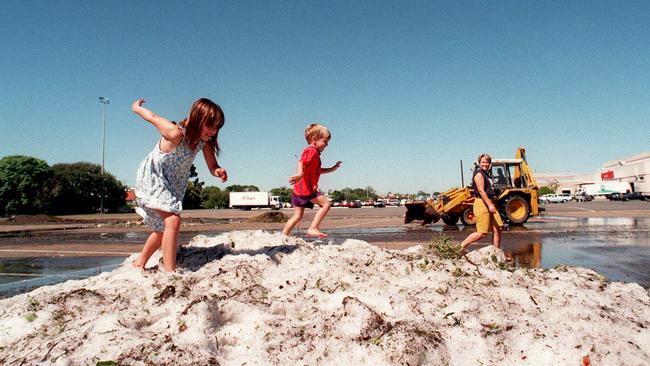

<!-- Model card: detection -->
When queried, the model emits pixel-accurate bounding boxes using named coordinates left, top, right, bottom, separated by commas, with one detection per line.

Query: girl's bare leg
left=134, top=232, right=163, bottom=268
left=158, top=211, right=181, bottom=272
left=307, top=196, right=331, bottom=236
left=283, top=207, right=304, bottom=235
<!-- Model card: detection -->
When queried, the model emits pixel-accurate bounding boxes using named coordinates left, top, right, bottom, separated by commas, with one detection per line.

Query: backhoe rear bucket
left=404, top=201, right=440, bottom=225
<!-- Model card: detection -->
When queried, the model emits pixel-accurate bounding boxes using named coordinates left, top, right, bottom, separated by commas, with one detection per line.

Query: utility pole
left=460, top=160, right=464, bottom=187
left=98, top=96, right=110, bottom=213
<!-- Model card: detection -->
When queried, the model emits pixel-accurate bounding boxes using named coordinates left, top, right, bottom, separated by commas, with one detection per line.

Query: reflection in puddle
left=505, top=242, right=542, bottom=268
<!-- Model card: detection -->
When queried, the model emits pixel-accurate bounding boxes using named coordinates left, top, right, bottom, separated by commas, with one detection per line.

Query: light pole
left=98, top=96, right=110, bottom=213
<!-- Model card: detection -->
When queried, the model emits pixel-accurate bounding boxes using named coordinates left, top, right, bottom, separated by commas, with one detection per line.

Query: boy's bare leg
left=134, top=232, right=163, bottom=268
left=158, top=211, right=181, bottom=272
left=283, top=207, right=304, bottom=235
left=307, top=195, right=331, bottom=236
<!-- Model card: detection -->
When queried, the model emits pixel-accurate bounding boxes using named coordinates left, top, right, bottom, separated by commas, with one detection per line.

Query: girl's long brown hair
left=179, top=98, right=225, bottom=154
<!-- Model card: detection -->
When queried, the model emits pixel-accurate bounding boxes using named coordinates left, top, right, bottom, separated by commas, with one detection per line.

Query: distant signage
left=601, top=170, right=614, bottom=180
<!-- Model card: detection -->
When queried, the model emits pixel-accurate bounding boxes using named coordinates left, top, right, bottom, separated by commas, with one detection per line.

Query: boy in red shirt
left=283, top=123, right=342, bottom=238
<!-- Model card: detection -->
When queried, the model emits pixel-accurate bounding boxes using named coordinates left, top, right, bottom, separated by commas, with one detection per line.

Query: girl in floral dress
left=132, top=98, right=227, bottom=272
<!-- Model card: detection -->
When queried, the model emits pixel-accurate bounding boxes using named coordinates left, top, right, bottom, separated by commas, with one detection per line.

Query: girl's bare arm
left=202, top=142, right=228, bottom=182
left=132, top=99, right=182, bottom=145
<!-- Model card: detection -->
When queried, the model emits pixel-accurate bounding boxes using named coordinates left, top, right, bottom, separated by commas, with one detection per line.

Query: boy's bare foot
left=306, top=229, right=328, bottom=238
left=133, top=259, right=144, bottom=269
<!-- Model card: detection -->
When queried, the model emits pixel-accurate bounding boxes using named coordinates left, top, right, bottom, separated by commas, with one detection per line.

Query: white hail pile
left=1, top=230, right=648, bottom=365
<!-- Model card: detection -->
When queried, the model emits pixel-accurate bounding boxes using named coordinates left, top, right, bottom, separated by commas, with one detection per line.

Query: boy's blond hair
left=304, top=123, right=331, bottom=143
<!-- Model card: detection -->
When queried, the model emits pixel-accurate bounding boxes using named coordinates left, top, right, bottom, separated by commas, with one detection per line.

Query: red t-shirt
left=293, top=146, right=321, bottom=196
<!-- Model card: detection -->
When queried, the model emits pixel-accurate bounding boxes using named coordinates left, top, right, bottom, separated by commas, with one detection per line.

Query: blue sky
left=1, top=1, right=648, bottom=194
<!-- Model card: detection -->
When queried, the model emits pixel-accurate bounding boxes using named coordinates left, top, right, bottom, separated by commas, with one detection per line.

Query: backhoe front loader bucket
left=404, top=200, right=441, bottom=225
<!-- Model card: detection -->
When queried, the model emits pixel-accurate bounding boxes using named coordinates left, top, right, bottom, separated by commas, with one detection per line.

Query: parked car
left=373, top=199, right=386, bottom=208
left=347, top=200, right=362, bottom=208
left=559, top=193, right=573, bottom=201
left=623, top=192, right=647, bottom=201
left=539, top=194, right=569, bottom=203
left=608, top=192, right=646, bottom=201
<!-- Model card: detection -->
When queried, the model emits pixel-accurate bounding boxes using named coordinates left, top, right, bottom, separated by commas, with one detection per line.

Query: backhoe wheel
left=441, top=214, right=460, bottom=226
left=505, top=196, right=530, bottom=225
left=460, top=207, right=477, bottom=226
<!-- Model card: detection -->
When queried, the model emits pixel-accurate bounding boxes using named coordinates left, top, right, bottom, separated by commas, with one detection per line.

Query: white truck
left=578, top=181, right=632, bottom=197
left=229, top=192, right=283, bottom=210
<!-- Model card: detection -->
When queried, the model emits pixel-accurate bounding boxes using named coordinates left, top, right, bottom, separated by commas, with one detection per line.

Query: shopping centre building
left=535, top=151, right=650, bottom=196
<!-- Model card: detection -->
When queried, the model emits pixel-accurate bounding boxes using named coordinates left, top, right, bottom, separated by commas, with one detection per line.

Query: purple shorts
left=291, top=192, right=322, bottom=209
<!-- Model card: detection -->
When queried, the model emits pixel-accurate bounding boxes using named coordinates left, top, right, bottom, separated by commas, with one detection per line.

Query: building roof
left=603, top=151, right=650, bottom=168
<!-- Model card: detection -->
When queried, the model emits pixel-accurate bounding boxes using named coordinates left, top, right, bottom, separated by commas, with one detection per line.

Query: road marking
left=0, top=249, right=134, bottom=255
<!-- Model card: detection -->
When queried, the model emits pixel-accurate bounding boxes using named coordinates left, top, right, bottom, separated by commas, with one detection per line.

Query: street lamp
left=98, top=96, right=110, bottom=213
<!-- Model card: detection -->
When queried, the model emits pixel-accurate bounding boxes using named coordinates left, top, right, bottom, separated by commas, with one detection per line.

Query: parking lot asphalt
left=0, top=200, right=648, bottom=258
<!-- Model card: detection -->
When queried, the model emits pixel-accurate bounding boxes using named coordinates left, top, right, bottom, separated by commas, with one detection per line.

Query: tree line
left=0, top=155, right=422, bottom=216
left=0, top=155, right=127, bottom=215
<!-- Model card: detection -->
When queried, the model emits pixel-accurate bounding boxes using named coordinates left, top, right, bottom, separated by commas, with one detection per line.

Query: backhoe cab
left=405, top=147, right=540, bottom=226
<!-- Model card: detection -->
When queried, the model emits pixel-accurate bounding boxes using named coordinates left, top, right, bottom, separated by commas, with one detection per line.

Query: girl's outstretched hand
left=132, top=98, right=145, bottom=112
left=333, top=161, right=343, bottom=170
left=214, top=168, right=228, bottom=182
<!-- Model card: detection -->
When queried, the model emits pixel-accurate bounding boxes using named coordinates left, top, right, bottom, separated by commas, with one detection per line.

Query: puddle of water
left=327, top=227, right=406, bottom=235
left=535, top=236, right=650, bottom=287
left=531, top=217, right=650, bottom=232
left=0, top=256, right=125, bottom=298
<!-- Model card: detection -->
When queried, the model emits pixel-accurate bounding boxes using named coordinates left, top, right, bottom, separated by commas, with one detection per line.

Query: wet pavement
left=1, top=212, right=649, bottom=298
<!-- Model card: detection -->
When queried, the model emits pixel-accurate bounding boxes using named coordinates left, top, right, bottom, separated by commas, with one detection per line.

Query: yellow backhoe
left=405, top=147, right=540, bottom=226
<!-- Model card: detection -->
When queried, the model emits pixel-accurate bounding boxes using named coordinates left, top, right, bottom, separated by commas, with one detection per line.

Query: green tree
left=539, top=186, right=554, bottom=195
left=225, top=184, right=259, bottom=192
left=183, top=165, right=204, bottom=209
left=547, top=179, right=560, bottom=193
left=0, top=155, right=52, bottom=215
left=270, top=186, right=292, bottom=205
left=363, top=186, right=379, bottom=200
left=202, top=186, right=229, bottom=208
left=328, top=187, right=378, bottom=202
left=49, top=162, right=126, bottom=214
left=328, top=189, right=345, bottom=202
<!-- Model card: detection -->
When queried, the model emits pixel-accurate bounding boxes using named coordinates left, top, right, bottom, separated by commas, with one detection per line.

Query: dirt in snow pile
left=0, top=230, right=648, bottom=365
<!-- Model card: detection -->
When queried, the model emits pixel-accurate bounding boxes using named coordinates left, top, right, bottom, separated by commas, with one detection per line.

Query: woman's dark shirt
left=472, top=169, right=496, bottom=199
